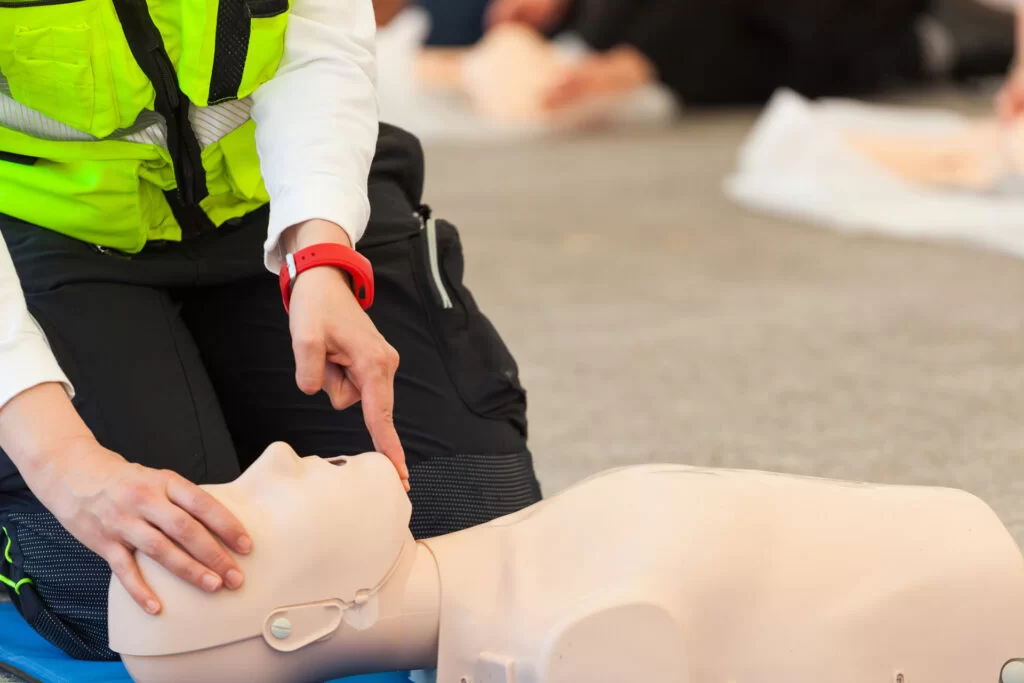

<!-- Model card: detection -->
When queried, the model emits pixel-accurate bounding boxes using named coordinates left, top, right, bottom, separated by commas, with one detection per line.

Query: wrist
left=0, top=383, right=98, bottom=487
left=279, top=241, right=375, bottom=312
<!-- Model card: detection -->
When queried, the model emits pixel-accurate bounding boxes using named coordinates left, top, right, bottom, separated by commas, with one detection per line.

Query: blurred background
left=374, top=0, right=1024, bottom=544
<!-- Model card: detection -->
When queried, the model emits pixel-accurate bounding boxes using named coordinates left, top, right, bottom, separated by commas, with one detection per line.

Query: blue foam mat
left=0, top=602, right=420, bottom=683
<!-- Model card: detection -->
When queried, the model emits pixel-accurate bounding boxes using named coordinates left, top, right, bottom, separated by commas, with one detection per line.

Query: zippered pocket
left=410, top=207, right=527, bottom=432
left=418, top=209, right=454, bottom=310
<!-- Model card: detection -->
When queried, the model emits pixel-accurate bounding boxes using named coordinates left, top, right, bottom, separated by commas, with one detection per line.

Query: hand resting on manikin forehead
left=112, top=442, right=410, bottom=611
left=108, top=442, right=414, bottom=661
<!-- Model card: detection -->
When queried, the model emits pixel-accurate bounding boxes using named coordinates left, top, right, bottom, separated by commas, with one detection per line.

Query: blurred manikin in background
left=846, top=118, right=1024, bottom=191
left=109, top=443, right=1024, bottom=683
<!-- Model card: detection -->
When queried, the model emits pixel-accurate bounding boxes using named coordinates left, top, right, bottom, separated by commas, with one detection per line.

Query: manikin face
left=108, top=443, right=413, bottom=657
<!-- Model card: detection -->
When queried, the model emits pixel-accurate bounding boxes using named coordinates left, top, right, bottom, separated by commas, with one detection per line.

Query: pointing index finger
left=359, top=375, right=408, bottom=482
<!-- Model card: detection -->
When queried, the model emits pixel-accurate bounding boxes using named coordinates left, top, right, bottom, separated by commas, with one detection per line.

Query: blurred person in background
left=404, top=0, right=1016, bottom=109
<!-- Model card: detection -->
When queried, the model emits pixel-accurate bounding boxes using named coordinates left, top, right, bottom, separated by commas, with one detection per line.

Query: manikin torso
left=109, top=444, right=1024, bottom=683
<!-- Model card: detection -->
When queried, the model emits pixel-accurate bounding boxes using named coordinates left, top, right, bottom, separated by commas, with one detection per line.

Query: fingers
left=293, top=333, right=328, bottom=395
left=123, top=521, right=226, bottom=595
left=351, top=344, right=409, bottom=486
left=486, top=0, right=517, bottom=26
left=165, top=474, right=252, bottom=557
left=105, top=544, right=161, bottom=615
left=144, top=496, right=244, bottom=590
left=544, top=72, right=586, bottom=111
left=324, top=363, right=361, bottom=411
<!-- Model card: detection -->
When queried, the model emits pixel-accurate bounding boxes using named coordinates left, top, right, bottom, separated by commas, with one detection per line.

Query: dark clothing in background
left=574, top=0, right=930, bottom=104
left=0, top=124, right=542, bottom=660
left=416, top=0, right=932, bottom=104
left=419, top=0, right=491, bottom=46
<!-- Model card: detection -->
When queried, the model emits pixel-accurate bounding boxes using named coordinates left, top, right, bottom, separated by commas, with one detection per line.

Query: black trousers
left=0, top=124, right=541, bottom=660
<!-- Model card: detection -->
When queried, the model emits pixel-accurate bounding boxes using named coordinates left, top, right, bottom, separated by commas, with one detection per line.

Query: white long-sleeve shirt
left=0, top=0, right=379, bottom=411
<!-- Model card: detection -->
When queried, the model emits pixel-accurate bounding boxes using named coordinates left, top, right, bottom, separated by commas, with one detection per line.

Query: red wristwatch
left=279, top=243, right=375, bottom=313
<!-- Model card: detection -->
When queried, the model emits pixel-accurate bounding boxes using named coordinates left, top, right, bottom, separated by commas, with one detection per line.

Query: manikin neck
left=324, top=539, right=442, bottom=677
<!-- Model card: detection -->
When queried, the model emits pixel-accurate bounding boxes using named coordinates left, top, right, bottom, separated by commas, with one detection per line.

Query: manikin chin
left=109, top=442, right=1024, bottom=683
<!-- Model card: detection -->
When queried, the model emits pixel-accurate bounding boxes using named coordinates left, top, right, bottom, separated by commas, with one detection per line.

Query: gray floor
left=422, top=91, right=1024, bottom=548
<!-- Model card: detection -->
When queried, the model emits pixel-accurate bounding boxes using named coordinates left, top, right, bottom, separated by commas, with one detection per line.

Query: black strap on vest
left=208, top=0, right=288, bottom=104
left=208, top=0, right=250, bottom=104
left=111, top=0, right=215, bottom=239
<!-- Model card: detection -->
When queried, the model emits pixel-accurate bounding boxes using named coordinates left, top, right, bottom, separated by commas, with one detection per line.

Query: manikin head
left=108, top=444, right=413, bottom=659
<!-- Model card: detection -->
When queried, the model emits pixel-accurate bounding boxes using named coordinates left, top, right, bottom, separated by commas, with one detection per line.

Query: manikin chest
left=424, top=465, right=1024, bottom=683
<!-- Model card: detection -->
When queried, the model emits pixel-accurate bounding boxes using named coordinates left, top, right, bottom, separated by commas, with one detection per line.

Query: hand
left=40, top=441, right=250, bottom=614
left=997, top=62, right=1024, bottom=122
left=543, top=47, right=655, bottom=111
left=373, top=0, right=407, bottom=27
left=486, top=0, right=568, bottom=31
left=283, top=220, right=410, bottom=490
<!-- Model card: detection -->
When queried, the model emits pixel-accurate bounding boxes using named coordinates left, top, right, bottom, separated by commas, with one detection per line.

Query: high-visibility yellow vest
left=0, top=0, right=289, bottom=252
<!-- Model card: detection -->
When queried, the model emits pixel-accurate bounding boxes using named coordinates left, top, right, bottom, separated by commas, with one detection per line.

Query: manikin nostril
left=326, top=456, right=348, bottom=467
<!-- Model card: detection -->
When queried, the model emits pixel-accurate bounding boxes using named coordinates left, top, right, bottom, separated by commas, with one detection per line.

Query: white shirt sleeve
left=0, top=231, right=74, bottom=412
left=252, top=0, right=380, bottom=272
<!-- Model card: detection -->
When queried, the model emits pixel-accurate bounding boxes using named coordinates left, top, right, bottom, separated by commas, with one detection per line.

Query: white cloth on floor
left=725, top=89, right=1024, bottom=260
left=375, top=9, right=678, bottom=142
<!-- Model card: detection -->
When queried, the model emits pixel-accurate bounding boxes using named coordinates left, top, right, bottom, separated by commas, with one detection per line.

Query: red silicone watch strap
left=279, top=243, right=375, bottom=313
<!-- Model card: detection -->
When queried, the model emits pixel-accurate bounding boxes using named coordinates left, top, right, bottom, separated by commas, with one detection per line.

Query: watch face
left=1003, top=659, right=1024, bottom=683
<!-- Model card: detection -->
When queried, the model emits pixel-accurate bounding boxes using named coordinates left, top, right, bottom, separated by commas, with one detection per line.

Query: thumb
left=293, top=334, right=328, bottom=395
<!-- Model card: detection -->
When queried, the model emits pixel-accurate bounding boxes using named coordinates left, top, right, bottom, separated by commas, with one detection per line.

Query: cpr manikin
left=846, top=118, right=1024, bottom=191
left=412, top=24, right=663, bottom=129
left=108, top=443, right=1024, bottom=683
